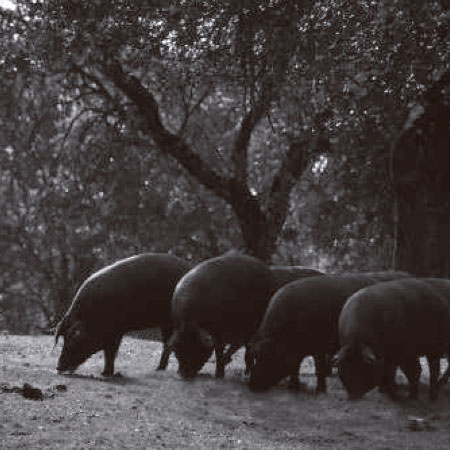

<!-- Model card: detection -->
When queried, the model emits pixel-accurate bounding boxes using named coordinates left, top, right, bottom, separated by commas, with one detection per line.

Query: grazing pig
left=335, top=278, right=450, bottom=400
left=55, top=253, right=190, bottom=376
left=165, top=253, right=273, bottom=379
left=247, top=272, right=410, bottom=394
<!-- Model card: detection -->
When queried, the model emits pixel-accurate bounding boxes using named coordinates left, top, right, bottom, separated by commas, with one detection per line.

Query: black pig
left=55, top=253, right=190, bottom=376
left=335, top=278, right=450, bottom=400
left=165, top=253, right=274, bottom=379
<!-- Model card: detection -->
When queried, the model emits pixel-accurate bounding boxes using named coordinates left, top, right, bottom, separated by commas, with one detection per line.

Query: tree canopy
left=1, top=0, right=448, bottom=332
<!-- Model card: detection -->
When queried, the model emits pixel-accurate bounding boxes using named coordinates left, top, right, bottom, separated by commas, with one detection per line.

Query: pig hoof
left=101, top=371, right=122, bottom=378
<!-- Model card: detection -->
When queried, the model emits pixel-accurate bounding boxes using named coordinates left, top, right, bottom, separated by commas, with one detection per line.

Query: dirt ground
left=1, top=335, right=450, bottom=449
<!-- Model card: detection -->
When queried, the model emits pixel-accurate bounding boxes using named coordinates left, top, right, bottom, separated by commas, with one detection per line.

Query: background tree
left=1, top=0, right=448, bottom=332
left=392, top=69, right=450, bottom=276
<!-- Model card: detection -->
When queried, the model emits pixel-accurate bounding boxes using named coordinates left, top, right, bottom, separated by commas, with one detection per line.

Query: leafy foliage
left=0, top=0, right=448, bottom=332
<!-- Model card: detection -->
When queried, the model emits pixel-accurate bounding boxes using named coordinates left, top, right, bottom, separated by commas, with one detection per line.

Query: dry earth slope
left=1, top=335, right=450, bottom=449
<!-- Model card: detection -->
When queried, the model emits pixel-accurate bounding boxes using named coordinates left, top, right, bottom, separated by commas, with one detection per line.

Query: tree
left=1, top=0, right=448, bottom=332
left=4, top=0, right=330, bottom=261
left=392, top=68, right=450, bottom=276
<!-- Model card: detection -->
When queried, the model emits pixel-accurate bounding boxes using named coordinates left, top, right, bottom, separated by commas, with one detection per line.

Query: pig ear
left=331, top=354, right=340, bottom=367
left=332, top=346, right=348, bottom=367
left=197, top=328, right=214, bottom=349
left=53, top=316, right=69, bottom=351
left=361, top=345, right=378, bottom=365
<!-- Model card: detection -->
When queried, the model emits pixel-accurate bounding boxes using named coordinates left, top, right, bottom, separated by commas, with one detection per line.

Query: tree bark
left=392, top=69, right=450, bottom=276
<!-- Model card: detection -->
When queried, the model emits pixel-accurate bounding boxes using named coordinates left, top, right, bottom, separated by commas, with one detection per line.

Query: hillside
left=1, top=335, right=450, bottom=449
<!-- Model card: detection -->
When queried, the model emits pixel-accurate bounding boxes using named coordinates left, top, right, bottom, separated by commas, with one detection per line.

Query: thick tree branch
left=232, top=90, right=271, bottom=183
left=102, top=59, right=235, bottom=203
left=266, top=140, right=309, bottom=232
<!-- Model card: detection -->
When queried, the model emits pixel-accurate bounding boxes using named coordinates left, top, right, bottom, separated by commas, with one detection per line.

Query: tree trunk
left=232, top=194, right=278, bottom=262
left=392, top=70, right=450, bottom=277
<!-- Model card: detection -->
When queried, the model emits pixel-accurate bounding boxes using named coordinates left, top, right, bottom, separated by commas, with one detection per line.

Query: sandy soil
left=1, top=335, right=450, bottom=449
